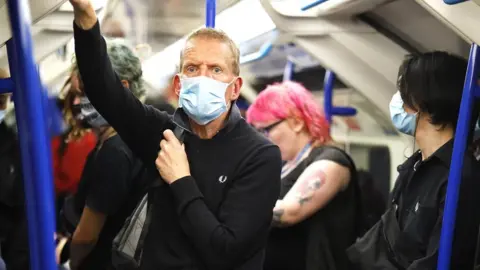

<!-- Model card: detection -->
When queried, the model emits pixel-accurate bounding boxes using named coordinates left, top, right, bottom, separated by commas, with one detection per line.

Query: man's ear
left=230, top=77, right=243, bottom=100
left=173, top=75, right=182, bottom=96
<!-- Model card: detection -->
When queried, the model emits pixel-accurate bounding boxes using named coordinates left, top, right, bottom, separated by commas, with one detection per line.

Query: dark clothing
left=73, top=21, right=282, bottom=270
left=145, top=96, right=176, bottom=115
left=71, top=135, right=147, bottom=270
left=348, top=139, right=480, bottom=269
left=264, top=146, right=361, bottom=270
left=357, top=170, right=386, bottom=230
left=0, top=122, right=30, bottom=270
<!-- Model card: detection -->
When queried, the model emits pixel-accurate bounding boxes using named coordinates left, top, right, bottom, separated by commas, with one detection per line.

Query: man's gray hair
left=71, top=39, right=146, bottom=100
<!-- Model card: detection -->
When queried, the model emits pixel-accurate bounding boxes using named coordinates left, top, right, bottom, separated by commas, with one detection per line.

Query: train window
left=339, top=144, right=391, bottom=206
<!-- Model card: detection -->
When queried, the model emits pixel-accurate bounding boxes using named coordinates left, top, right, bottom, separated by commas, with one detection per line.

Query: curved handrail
left=240, top=40, right=274, bottom=64
left=443, top=0, right=469, bottom=4
left=301, top=0, right=330, bottom=11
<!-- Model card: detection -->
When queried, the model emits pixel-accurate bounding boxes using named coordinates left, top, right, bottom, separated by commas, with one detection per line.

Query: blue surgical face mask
left=178, top=76, right=234, bottom=125
left=389, top=91, right=417, bottom=136
left=0, top=110, right=5, bottom=124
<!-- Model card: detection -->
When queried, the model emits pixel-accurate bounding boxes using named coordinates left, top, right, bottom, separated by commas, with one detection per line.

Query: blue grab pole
left=206, top=0, right=216, bottom=28
left=6, top=0, right=57, bottom=270
left=283, top=59, right=295, bottom=82
left=6, top=40, right=41, bottom=270
left=0, top=78, right=14, bottom=93
left=324, top=70, right=335, bottom=123
left=323, top=70, right=357, bottom=125
left=437, top=43, right=480, bottom=270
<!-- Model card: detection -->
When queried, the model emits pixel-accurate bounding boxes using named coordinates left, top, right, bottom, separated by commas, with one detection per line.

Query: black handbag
left=111, top=126, right=185, bottom=269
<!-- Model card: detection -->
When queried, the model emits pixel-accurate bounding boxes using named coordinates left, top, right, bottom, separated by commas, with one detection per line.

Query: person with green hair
left=57, top=39, right=151, bottom=270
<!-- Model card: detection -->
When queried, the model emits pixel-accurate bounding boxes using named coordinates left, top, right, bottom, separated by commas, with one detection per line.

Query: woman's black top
left=264, top=146, right=362, bottom=270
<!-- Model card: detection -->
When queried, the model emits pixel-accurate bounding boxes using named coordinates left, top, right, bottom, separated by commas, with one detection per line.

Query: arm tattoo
left=294, top=170, right=326, bottom=206
left=271, top=170, right=326, bottom=227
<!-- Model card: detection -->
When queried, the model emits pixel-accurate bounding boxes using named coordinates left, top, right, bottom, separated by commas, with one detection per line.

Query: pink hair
left=246, top=81, right=332, bottom=143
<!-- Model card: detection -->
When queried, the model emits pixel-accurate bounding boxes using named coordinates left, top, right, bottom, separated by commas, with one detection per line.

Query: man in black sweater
left=69, top=1, right=282, bottom=269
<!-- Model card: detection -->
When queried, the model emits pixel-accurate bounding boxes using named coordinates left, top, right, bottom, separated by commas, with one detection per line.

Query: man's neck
left=190, top=112, right=229, bottom=139
left=416, top=124, right=454, bottom=160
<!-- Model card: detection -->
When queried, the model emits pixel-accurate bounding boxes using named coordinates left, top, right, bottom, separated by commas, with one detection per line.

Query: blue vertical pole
left=437, top=43, right=480, bottom=270
left=6, top=0, right=56, bottom=270
left=283, top=59, right=295, bottom=82
left=206, top=0, right=216, bottom=28
left=324, top=70, right=335, bottom=124
left=6, top=40, right=41, bottom=270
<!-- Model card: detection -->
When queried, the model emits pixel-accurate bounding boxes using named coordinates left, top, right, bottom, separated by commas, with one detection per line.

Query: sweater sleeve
left=73, top=20, right=170, bottom=166
left=169, top=145, right=282, bottom=267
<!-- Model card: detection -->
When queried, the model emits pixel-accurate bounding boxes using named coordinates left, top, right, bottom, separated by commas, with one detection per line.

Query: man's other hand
left=69, top=0, right=91, bottom=12
left=69, top=0, right=97, bottom=30
left=156, top=129, right=191, bottom=184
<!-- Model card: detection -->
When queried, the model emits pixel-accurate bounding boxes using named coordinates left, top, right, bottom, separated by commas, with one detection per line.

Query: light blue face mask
left=0, top=110, right=6, bottom=124
left=178, top=76, right=234, bottom=125
left=389, top=91, right=417, bottom=136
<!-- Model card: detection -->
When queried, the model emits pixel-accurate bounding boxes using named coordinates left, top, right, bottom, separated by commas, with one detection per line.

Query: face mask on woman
left=72, top=96, right=109, bottom=129
left=389, top=92, right=417, bottom=136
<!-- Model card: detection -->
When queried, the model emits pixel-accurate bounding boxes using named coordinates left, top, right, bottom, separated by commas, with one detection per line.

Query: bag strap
left=173, top=126, right=186, bottom=144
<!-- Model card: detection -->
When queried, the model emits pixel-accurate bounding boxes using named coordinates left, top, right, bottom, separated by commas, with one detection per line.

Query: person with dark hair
left=53, top=71, right=97, bottom=234
left=57, top=40, right=151, bottom=270
left=348, top=51, right=480, bottom=269
left=0, top=69, right=30, bottom=270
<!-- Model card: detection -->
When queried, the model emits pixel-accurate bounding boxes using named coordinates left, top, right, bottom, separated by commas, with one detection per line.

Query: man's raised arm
left=69, top=0, right=170, bottom=165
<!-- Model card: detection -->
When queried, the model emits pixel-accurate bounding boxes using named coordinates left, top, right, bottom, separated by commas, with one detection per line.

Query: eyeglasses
left=257, top=120, right=285, bottom=135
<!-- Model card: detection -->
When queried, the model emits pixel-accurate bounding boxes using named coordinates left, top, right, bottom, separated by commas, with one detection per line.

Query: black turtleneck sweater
left=73, top=21, right=281, bottom=270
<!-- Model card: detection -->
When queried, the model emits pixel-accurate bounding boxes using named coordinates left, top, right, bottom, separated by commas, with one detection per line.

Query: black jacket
left=347, top=140, right=480, bottom=269
left=0, top=122, right=30, bottom=270
left=73, top=20, right=282, bottom=270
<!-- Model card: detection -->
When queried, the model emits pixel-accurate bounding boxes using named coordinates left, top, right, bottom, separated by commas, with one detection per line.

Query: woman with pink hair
left=247, top=81, right=363, bottom=270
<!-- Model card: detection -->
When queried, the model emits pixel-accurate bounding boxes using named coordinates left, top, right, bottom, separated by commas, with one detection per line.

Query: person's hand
left=156, top=130, right=190, bottom=184
left=55, top=237, right=69, bottom=264
left=69, top=0, right=97, bottom=30
left=69, top=0, right=92, bottom=12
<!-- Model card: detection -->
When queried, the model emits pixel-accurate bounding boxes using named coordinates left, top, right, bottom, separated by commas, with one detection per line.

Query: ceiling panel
left=0, top=0, right=68, bottom=46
